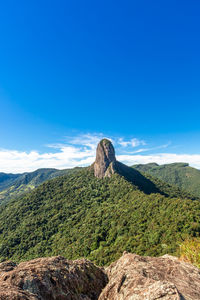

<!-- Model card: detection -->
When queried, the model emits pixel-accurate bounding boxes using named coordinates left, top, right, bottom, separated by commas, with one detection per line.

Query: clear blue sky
left=0, top=0, right=200, bottom=172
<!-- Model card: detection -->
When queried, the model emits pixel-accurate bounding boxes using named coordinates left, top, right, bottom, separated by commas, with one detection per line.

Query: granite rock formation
left=94, top=139, right=116, bottom=178
left=93, top=140, right=162, bottom=195
left=99, top=252, right=200, bottom=300
left=0, top=256, right=107, bottom=300
left=0, top=253, right=200, bottom=299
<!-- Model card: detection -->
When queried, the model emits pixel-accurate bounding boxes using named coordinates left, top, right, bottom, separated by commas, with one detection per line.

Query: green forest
left=133, top=162, right=200, bottom=198
left=0, top=167, right=199, bottom=266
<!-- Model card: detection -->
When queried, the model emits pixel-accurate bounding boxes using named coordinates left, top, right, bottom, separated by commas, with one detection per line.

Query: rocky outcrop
left=99, top=252, right=200, bottom=300
left=93, top=139, right=162, bottom=194
left=94, top=139, right=116, bottom=178
left=0, top=256, right=107, bottom=300
left=0, top=253, right=200, bottom=300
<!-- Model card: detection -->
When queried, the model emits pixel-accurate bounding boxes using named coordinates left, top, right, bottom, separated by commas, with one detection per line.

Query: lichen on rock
left=0, top=256, right=107, bottom=300
left=99, top=252, right=200, bottom=300
left=0, top=253, right=200, bottom=299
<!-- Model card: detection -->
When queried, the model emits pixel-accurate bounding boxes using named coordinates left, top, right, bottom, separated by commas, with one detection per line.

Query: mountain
left=0, top=142, right=195, bottom=205
left=93, top=139, right=195, bottom=198
left=0, top=167, right=81, bottom=204
left=133, top=162, right=200, bottom=198
left=0, top=139, right=199, bottom=266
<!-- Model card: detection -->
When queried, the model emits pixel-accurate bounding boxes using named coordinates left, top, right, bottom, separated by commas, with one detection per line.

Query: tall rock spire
left=94, top=139, right=116, bottom=178
left=93, top=139, right=163, bottom=194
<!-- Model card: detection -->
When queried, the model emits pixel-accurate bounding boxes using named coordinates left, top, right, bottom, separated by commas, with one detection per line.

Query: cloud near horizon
left=0, top=134, right=200, bottom=173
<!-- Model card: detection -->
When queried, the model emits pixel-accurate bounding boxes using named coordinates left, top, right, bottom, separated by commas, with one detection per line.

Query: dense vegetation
left=1, top=161, right=198, bottom=205
left=0, top=167, right=81, bottom=204
left=0, top=167, right=199, bottom=266
left=133, top=162, right=200, bottom=198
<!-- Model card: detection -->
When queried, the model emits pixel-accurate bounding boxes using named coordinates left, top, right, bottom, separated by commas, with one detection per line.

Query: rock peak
left=94, top=139, right=116, bottom=178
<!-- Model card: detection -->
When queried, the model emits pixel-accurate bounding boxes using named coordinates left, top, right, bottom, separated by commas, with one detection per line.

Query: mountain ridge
left=133, top=162, right=200, bottom=198
left=0, top=167, right=82, bottom=204
left=1, top=139, right=199, bottom=203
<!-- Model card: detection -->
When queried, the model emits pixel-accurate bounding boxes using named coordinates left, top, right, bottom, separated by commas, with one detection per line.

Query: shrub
left=179, top=238, right=200, bottom=268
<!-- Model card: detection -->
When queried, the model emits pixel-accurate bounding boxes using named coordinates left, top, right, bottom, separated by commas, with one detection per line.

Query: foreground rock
left=0, top=256, right=107, bottom=300
left=0, top=253, right=200, bottom=299
left=99, top=252, right=200, bottom=300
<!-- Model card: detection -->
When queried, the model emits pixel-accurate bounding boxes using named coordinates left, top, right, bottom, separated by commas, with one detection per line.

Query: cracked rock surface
left=0, top=253, right=200, bottom=299
left=0, top=256, right=107, bottom=300
left=99, top=252, right=200, bottom=300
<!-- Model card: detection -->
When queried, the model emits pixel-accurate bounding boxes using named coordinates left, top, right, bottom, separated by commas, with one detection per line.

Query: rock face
left=94, top=139, right=116, bottom=178
left=99, top=252, right=200, bottom=300
left=0, top=256, right=107, bottom=300
left=0, top=253, right=200, bottom=300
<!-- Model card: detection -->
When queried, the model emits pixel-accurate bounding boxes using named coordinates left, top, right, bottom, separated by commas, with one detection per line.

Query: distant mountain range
left=0, top=167, right=81, bottom=204
left=1, top=161, right=200, bottom=204
left=133, top=162, right=200, bottom=198
left=0, top=139, right=199, bottom=266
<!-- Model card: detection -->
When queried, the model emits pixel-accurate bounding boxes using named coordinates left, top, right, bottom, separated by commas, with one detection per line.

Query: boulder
left=99, top=252, right=200, bottom=300
left=1, top=253, right=200, bottom=299
left=0, top=256, right=107, bottom=300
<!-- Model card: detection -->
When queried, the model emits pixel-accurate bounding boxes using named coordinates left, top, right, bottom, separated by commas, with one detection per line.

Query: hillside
left=0, top=167, right=81, bottom=204
left=133, top=162, right=200, bottom=198
left=0, top=140, right=200, bottom=266
left=0, top=140, right=199, bottom=266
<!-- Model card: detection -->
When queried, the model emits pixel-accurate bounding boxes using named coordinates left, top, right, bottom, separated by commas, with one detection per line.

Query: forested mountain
left=1, top=147, right=199, bottom=204
left=0, top=140, right=199, bottom=266
left=133, top=162, right=200, bottom=198
left=0, top=167, right=199, bottom=266
left=0, top=167, right=81, bottom=204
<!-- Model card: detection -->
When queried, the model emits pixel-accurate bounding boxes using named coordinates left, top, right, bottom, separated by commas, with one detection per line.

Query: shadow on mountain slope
left=115, top=161, right=166, bottom=195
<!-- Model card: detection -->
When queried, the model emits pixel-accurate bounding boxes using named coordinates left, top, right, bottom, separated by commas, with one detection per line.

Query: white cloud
left=118, top=137, right=146, bottom=148
left=128, top=142, right=171, bottom=154
left=0, top=145, right=96, bottom=173
left=0, top=133, right=199, bottom=173
left=0, top=133, right=112, bottom=173
left=65, top=133, right=106, bottom=150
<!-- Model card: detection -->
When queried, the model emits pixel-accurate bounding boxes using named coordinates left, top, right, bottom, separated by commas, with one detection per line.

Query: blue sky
left=0, top=0, right=200, bottom=172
